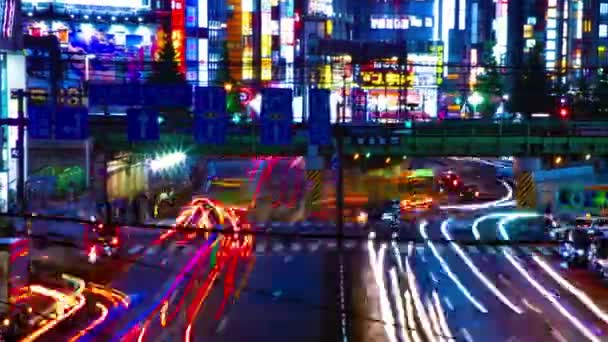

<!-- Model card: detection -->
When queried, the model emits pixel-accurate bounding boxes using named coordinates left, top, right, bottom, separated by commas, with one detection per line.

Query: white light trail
left=433, top=290, right=455, bottom=339
left=419, top=221, right=488, bottom=313
left=426, top=297, right=445, bottom=341
left=497, top=213, right=540, bottom=241
left=440, top=180, right=513, bottom=211
left=532, top=255, right=608, bottom=325
left=495, top=214, right=602, bottom=342
left=405, top=242, right=436, bottom=341
left=389, top=268, right=411, bottom=342
left=502, top=250, right=600, bottom=341
left=368, top=240, right=397, bottom=342
left=441, top=220, right=523, bottom=314
left=404, top=290, right=423, bottom=342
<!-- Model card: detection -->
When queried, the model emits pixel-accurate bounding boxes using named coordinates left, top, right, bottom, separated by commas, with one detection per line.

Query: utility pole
left=9, top=89, right=29, bottom=214
left=336, top=73, right=346, bottom=239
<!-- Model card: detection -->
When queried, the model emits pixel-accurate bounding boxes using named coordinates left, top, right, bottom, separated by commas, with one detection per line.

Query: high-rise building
left=0, top=0, right=22, bottom=212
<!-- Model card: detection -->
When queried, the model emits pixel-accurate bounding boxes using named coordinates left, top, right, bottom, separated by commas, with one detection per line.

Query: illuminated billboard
left=21, top=0, right=150, bottom=9
left=24, top=20, right=158, bottom=87
left=172, top=0, right=186, bottom=74
left=1, top=0, right=16, bottom=39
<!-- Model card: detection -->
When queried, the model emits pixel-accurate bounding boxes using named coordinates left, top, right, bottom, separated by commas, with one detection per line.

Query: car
left=559, top=227, right=598, bottom=267
left=587, top=235, right=608, bottom=277
left=459, top=184, right=480, bottom=202
left=438, top=171, right=462, bottom=192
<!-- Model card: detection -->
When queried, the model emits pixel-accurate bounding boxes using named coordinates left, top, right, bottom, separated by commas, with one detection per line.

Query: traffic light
left=557, top=97, right=570, bottom=119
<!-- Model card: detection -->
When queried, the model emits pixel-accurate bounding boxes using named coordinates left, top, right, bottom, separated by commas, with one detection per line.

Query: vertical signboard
left=171, top=0, right=186, bottom=74
left=351, top=88, right=368, bottom=123
left=308, top=88, right=331, bottom=145
left=55, top=106, right=88, bottom=140
left=261, top=88, right=293, bottom=145
left=127, top=108, right=160, bottom=141
left=194, top=86, right=228, bottom=144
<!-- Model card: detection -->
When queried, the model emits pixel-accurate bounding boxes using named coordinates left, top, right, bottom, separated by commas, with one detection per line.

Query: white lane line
left=461, top=328, right=474, bottom=342
left=443, top=296, right=454, bottom=311
left=521, top=298, right=543, bottom=314
left=551, top=329, right=569, bottom=342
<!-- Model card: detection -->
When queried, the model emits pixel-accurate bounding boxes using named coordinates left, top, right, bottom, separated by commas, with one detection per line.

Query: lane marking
left=521, top=298, right=542, bottom=314
left=443, top=296, right=454, bottom=311
left=461, top=328, right=474, bottom=342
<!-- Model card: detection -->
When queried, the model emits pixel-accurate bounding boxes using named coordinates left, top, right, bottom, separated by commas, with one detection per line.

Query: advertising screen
left=24, top=20, right=159, bottom=88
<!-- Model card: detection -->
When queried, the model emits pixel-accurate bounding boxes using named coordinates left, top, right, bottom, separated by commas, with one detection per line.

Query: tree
left=148, top=28, right=189, bottom=128
left=509, top=44, right=552, bottom=116
left=474, top=41, right=504, bottom=117
left=217, top=41, right=244, bottom=119
left=149, top=28, right=185, bottom=84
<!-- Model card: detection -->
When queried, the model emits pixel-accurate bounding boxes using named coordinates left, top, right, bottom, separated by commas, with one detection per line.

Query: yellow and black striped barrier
left=515, top=171, right=537, bottom=209
left=306, top=170, right=322, bottom=209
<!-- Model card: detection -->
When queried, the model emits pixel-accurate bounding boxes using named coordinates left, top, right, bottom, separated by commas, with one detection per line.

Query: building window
left=600, top=24, right=608, bottom=38
left=601, top=3, right=608, bottom=14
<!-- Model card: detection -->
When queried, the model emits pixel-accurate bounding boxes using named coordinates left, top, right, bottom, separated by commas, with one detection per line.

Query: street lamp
left=468, top=92, right=483, bottom=114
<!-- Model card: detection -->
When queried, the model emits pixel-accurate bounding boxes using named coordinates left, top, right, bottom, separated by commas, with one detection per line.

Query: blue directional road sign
left=308, top=88, right=331, bottom=145
left=261, top=88, right=293, bottom=145
left=27, top=104, right=52, bottom=139
left=194, top=86, right=227, bottom=144
left=144, top=84, right=193, bottom=107
left=127, top=108, right=160, bottom=141
left=88, top=84, right=142, bottom=106
left=55, top=106, right=88, bottom=140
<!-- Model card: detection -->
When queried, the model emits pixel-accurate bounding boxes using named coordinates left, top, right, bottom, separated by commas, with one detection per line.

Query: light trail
left=21, top=286, right=86, bottom=342
left=497, top=213, right=540, bottom=241
left=441, top=219, right=523, bottom=314
left=440, top=180, right=513, bottom=211
left=425, top=296, right=445, bottom=342
left=432, top=290, right=455, bottom=340
left=404, top=290, right=423, bottom=342
left=367, top=240, right=397, bottom=342
left=532, top=255, right=608, bottom=325
left=405, top=242, right=436, bottom=341
left=389, top=268, right=411, bottom=342
left=502, top=249, right=600, bottom=341
left=496, top=214, right=602, bottom=342
left=419, top=221, right=488, bottom=313
left=67, top=303, right=108, bottom=342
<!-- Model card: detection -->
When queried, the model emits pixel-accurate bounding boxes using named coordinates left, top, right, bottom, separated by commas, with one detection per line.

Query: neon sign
left=171, top=0, right=186, bottom=73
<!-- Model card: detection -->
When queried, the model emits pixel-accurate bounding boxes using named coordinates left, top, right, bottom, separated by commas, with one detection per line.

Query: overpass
left=88, top=116, right=608, bottom=157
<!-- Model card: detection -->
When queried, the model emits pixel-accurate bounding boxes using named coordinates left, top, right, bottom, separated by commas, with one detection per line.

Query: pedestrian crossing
left=253, top=221, right=363, bottom=231
left=124, top=235, right=561, bottom=259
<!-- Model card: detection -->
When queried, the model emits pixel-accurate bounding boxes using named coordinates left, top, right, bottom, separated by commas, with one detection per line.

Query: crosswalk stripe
left=467, top=246, right=480, bottom=254
left=146, top=246, right=159, bottom=255
left=291, top=243, right=302, bottom=252
left=128, top=245, right=144, bottom=255
left=485, top=246, right=496, bottom=255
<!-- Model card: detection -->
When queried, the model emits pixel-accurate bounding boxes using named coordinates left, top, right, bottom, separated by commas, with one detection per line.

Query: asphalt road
left=30, top=157, right=608, bottom=342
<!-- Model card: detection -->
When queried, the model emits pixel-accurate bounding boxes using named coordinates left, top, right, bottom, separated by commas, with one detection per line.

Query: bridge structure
left=88, top=116, right=608, bottom=157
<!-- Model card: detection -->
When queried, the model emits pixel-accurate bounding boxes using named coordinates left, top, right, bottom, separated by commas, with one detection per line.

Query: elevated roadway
left=85, top=117, right=608, bottom=156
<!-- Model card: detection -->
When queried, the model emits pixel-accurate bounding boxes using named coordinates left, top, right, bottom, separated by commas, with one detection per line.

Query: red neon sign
left=171, top=0, right=186, bottom=74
